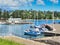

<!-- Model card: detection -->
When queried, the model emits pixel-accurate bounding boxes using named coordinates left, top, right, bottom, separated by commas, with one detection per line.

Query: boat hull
left=24, top=32, right=40, bottom=36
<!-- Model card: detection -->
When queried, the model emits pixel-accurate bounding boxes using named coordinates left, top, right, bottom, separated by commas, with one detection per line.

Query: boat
left=0, top=22, right=6, bottom=25
left=24, top=11, right=41, bottom=36
left=24, top=28, right=41, bottom=36
left=32, top=24, right=56, bottom=31
left=24, top=11, right=54, bottom=36
left=30, top=25, right=41, bottom=28
left=24, top=24, right=55, bottom=36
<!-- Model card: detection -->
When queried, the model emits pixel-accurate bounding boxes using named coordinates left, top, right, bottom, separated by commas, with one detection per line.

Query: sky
left=0, top=0, right=60, bottom=11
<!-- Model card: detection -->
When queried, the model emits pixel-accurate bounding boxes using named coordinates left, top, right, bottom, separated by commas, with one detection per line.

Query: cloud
left=0, top=0, right=33, bottom=6
left=0, top=0, right=19, bottom=6
left=50, top=0, right=59, bottom=4
left=0, top=0, right=34, bottom=9
left=0, top=0, right=2, bottom=4
left=18, top=0, right=34, bottom=6
left=37, top=0, right=45, bottom=5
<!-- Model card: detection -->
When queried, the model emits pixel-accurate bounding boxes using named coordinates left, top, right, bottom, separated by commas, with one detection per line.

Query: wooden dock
left=44, top=24, right=60, bottom=34
left=15, top=22, right=33, bottom=24
left=42, top=24, right=60, bottom=36
left=50, top=24, right=60, bottom=34
left=33, top=24, right=60, bottom=45
left=33, top=36, right=60, bottom=45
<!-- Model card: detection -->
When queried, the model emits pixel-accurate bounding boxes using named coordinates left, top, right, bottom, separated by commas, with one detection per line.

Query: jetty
left=33, top=36, right=60, bottom=45
left=6, top=18, right=33, bottom=24
left=7, top=22, right=33, bottom=24
left=33, top=24, right=60, bottom=45
left=42, top=24, right=60, bottom=36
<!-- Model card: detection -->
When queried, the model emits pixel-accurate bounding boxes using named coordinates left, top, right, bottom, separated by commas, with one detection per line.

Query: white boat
left=0, top=22, right=6, bottom=24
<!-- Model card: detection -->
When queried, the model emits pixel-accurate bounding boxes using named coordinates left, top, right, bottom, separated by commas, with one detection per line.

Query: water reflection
left=0, top=25, right=9, bottom=36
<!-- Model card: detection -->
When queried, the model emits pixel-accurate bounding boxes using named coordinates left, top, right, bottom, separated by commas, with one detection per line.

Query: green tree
left=0, top=9, right=2, bottom=19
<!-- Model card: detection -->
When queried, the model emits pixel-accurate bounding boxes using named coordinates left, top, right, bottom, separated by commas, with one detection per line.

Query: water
left=0, top=20, right=60, bottom=39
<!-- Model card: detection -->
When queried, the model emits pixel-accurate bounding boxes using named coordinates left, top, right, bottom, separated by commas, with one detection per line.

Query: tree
left=2, top=10, right=9, bottom=19
left=0, top=9, right=2, bottom=19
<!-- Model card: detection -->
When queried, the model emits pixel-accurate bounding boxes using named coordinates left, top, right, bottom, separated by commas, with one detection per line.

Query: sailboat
left=24, top=11, right=55, bottom=36
left=24, top=11, right=42, bottom=36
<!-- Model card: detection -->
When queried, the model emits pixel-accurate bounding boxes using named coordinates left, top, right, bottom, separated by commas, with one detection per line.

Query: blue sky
left=0, top=0, right=60, bottom=11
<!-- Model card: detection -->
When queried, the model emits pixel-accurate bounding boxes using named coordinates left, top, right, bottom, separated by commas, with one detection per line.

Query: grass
left=0, top=38, right=25, bottom=45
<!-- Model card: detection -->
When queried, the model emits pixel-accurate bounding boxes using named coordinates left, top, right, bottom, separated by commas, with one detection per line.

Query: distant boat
left=0, top=22, right=6, bottom=25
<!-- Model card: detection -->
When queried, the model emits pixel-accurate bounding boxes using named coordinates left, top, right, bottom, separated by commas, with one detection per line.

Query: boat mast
left=32, top=10, right=35, bottom=27
left=29, top=11, right=31, bottom=29
left=52, top=1, right=56, bottom=40
left=52, top=11, right=54, bottom=28
left=52, top=2, right=54, bottom=31
left=44, top=11, right=47, bottom=24
left=37, top=11, right=38, bottom=26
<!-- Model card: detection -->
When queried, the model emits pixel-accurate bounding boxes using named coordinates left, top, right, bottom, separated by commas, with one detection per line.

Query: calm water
left=0, top=20, right=60, bottom=39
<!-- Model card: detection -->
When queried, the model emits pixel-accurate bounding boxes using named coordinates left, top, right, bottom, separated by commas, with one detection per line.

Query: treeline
left=0, top=9, right=60, bottom=19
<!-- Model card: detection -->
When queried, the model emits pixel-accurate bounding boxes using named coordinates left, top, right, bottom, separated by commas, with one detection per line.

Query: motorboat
left=24, top=28, right=41, bottom=36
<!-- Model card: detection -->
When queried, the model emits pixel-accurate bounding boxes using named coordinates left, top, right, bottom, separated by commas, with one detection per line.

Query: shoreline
left=0, top=19, right=60, bottom=21
left=0, top=23, right=60, bottom=45
left=23, top=19, right=60, bottom=20
left=0, top=35, right=60, bottom=45
left=0, top=35, right=48, bottom=45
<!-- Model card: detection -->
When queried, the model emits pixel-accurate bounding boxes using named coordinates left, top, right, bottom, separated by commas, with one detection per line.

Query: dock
left=14, top=22, right=33, bottom=24
left=33, top=24, right=60, bottom=45
left=33, top=36, right=60, bottom=45
left=42, top=24, right=60, bottom=36
left=5, top=22, right=33, bottom=24
left=51, top=24, right=60, bottom=34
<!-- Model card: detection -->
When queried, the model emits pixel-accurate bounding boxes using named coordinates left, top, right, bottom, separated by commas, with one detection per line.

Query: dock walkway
left=33, top=36, right=60, bottom=45
left=43, top=24, right=60, bottom=36
left=33, top=24, right=60, bottom=45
